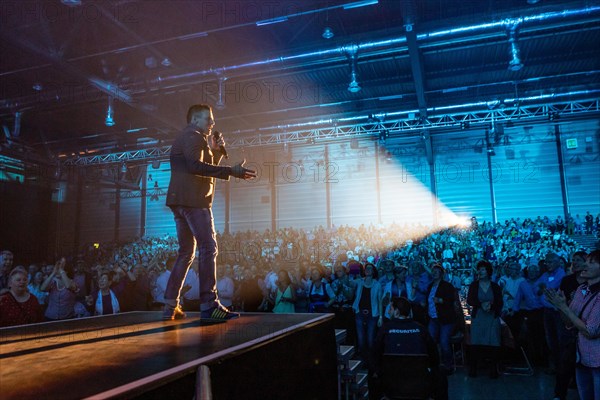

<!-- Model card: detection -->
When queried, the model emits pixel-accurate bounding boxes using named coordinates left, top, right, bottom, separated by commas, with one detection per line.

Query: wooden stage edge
left=0, top=312, right=338, bottom=400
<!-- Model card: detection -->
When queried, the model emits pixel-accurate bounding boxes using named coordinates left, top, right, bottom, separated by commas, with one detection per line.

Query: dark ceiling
left=1, top=0, right=599, bottom=161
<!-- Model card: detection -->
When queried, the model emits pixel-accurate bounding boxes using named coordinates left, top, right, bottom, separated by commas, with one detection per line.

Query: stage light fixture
left=322, top=27, right=334, bottom=39
left=120, top=163, right=127, bottom=173
left=216, top=76, right=227, bottom=110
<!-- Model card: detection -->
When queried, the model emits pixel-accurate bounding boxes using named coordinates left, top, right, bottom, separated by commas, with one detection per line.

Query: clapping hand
left=544, top=288, right=567, bottom=309
left=231, top=159, right=257, bottom=180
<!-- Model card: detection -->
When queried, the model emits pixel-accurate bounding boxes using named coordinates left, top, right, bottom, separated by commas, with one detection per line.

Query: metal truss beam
left=61, top=98, right=600, bottom=166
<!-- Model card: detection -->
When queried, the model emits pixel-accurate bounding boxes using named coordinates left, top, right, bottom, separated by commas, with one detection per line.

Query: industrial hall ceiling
left=0, top=0, right=599, bottom=166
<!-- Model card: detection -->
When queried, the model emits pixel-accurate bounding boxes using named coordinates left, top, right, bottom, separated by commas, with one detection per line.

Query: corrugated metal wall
left=63, top=118, right=600, bottom=242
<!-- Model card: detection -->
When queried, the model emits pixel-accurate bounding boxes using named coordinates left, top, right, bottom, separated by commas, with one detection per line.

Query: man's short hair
left=186, top=104, right=212, bottom=123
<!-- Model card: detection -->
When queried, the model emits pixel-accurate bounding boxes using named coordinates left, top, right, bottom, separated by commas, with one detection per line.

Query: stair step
left=351, top=372, right=369, bottom=392
left=338, top=345, right=355, bottom=363
left=341, top=359, right=362, bottom=380
left=335, top=329, right=347, bottom=345
left=347, top=359, right=362, bottom=372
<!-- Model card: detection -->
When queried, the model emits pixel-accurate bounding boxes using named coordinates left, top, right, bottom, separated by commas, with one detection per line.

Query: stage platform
left=0, top=312, right=337, bottom=399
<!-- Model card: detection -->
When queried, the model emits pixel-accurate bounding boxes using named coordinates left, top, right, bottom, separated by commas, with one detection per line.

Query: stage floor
left=0, top=312, right=333, bottom=399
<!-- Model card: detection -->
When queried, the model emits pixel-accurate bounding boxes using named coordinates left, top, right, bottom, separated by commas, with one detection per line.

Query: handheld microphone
left=213, top=130, right=228, bottom=159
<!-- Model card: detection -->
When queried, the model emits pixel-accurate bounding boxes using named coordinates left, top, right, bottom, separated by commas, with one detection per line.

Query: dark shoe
left=468, top=367, right=478, bottom=378
left=201, top=304, right=240, bottom=321
left=163, top=305, right=186, bottom=320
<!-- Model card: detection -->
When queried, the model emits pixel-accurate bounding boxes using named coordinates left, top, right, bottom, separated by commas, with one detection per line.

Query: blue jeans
left=165, top=206, right=218, bottom=309
left=355, top=311, right=377, bottom=357
left=428, top=319, right=454, bottom=369
left=576, top=365, right=600, bottom=400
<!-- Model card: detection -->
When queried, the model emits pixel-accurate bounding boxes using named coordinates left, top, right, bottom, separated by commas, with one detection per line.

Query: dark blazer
left=467, top=280, right=503, bottom=319
left=166, top=125, right=232, bottom=209
left=426, top=280, right=457, bottom=325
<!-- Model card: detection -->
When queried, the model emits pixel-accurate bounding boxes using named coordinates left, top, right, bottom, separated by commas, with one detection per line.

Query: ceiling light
left=507, top=25, right=524, bottom=71
left=105, top=96, right=115, bottom=126
left=346, top=46, right=361, bottom=93
left=215, top=76, right=227, bottom=110
left=32, top=83, right=43, bottom=91
left=120, top=163, right=127, bottom=173
left=322, top=27, right=334, bottom=39
left=161, top=58, right=172, bottom=67
left=61, top=0, right=82, bottom=6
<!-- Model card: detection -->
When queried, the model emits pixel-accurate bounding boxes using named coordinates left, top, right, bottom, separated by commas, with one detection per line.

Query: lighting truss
left=61, top=99, right=600, bottom=166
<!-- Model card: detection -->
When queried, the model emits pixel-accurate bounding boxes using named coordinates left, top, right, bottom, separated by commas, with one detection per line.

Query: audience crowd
left=1, top=213, right=599, bottom=400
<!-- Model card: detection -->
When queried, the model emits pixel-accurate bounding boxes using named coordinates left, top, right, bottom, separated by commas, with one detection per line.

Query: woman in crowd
left=467, top=260, right=503, bottom=378
left=381, top=266, right=414, bottom=321
left=426, top=263, right=458, bottom=373
left=41, top=258, right=79, bottom=321
left=352, top=262, right=382, bottom=369
left=0, top=268, right=43, bottom=327
left=87, top=271, right=121, bottom=315
left=272, top=269, right=296, bottom=313
left=307, top=267, right=334, bottom=313
left=27, top=270, right=48, bottom=309
left=546, top=250, right=600, bottom=400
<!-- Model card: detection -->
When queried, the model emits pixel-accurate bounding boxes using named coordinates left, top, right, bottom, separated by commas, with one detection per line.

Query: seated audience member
left=41, top=258, right=79, bottom=321
left=182, top=260, right=200, bottom=311
left=467, top=260, right=503, bottom=378
left=87, top=271, right=120, bottom=315
left=0, top=267, right=43, bottom=327
left=216, top=264, right=235, bottom=309
left=374, top=296, right=447, bottom=400
left=546, top=250, right=600, bottom=400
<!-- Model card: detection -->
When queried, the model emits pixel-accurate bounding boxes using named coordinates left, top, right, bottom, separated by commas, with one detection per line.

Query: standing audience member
left=41, top=258, right=78, bottom=321
left=0, top=268, right=43, bottom=327
left=87, top=272, right=121, bottom=315
left=426, top=263, right=457, bottom=373
left=352, top=262, right=382, bottom=369
left=467, top=260, right=503, bottom=378
left=498, top=257, right=525, bottom=339
left=272, top=269, right=296, bottom=313
left=0, top=250, right=14, bottom=292
left=546, top=250, right=600, bottom=400
left=27, top=271, right=48, bottom=309
left=513, top=263, right=546, bottom=366
left=308, top=267, right=334, bottom=313
left=554, top=251, right=588, bottom=400
left=539, top=252, right=567, bottom=374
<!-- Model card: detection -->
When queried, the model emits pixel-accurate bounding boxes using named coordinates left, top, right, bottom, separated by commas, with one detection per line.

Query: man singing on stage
left=163, top=104, right=256, bottom=321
